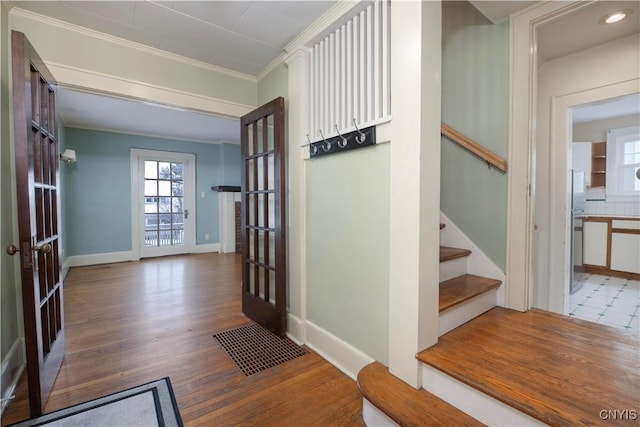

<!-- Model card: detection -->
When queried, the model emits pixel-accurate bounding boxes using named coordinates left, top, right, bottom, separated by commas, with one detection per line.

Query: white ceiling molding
left=10, top=7, right=257, bottom=83
left=47, top=62, right=254, bottom=119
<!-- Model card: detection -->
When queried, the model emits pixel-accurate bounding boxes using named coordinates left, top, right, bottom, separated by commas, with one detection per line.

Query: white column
left=218, top=192, right=236, bottom=253
left=284, top=48, right=311, bottom=342
left=388, top=1, right=441, bottom=387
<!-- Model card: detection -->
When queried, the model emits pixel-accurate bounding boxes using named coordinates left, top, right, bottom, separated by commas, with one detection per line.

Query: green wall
left=441, top=1, right=509, bottom=270
left=258, top=57, right=391, bottom=363
left=307, top=145, right=390, bottom=364
left=64, top=128, right=240, bottom=257
left=257, top=63, right=288, bottom=106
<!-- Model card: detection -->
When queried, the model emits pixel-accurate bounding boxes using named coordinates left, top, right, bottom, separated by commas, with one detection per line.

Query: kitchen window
left=606, top=125, right=640, bottom=197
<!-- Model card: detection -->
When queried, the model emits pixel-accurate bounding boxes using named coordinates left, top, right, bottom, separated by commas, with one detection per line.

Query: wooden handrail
left=441, top=123, right=507, bottom=172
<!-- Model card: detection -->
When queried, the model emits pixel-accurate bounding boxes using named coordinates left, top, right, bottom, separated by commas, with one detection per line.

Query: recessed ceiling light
left=600, top=9, right=633, bottom=24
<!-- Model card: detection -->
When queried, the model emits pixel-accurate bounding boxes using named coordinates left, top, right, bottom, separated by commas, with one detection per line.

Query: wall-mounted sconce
left=60, top=149, right=76, bottom=163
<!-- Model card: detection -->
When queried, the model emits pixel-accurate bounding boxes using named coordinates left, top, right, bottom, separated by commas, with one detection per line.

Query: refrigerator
left=570, top=170, right=586, bottom=294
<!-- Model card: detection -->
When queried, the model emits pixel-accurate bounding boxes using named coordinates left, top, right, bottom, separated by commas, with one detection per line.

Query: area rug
left=9, top=377, right=183, bottom=427
left=213, top=323, right=308, bottom=376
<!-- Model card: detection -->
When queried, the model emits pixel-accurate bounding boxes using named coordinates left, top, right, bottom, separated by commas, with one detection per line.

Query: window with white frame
left=606, top=125, right=640, bottom=196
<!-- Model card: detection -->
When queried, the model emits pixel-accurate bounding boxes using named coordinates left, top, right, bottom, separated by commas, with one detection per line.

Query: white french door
left=131, top=149, right=196, bottom=259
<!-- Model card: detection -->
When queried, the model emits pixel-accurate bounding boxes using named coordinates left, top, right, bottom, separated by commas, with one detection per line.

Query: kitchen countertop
left=582, top=215, right=640, bottom=220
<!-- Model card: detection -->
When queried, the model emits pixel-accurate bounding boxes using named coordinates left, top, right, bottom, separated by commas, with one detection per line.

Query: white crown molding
left=257, top=51, right=289, bottom=81
left=10, top=7, right=257, bottom=83
left=47, top=62, right=254, bottom=119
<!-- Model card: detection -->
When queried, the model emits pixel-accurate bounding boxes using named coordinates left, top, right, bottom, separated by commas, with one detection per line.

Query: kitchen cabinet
left=583, top=219, right=608, bottom=267
left=610, top=220, right=640, bottom=274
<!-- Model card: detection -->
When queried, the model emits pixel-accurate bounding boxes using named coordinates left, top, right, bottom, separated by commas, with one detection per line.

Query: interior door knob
left=6, top=245, right=19, bottom=256
left=32, top=243, right=52, bottom=254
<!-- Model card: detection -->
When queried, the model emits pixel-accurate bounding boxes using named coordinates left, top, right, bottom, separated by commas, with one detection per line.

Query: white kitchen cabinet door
left=583, top=221, right=608, bottom=267
left=610, top=233, right=640, bottom=274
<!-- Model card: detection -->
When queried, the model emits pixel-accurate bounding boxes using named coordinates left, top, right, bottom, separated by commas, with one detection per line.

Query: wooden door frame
left=240, top=97, right=287, bottom=337
left=507, top=1, right=592, bottom=312
left=11, top=30, right=65, bottom=417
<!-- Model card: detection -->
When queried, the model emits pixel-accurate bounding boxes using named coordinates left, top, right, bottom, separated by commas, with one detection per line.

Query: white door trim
left=130, top=148, right=196, bottom=260
left=548, top=79, right=640, bottom=314
left=507, top=1, right=593, bottom=311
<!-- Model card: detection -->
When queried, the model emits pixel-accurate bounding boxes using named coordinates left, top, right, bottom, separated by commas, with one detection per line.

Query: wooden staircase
left=437, top=226, right=502, bottom=336
left=358, top=223, right=640, bottom=426
left=360, top=307, right=639, bottom=426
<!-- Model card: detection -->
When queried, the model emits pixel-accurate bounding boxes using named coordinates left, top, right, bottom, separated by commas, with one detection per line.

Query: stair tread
left=358, top=361, right=484, bottom=427
left=418, top=307, right=640, bottom=426
left=440, top=246, right=471, bottom=262
left=439, top=274, right=501, bottom=312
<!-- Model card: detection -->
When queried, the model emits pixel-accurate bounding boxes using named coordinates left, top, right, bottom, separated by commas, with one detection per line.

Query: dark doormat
left=213, top=323, right=308, bottom=376
left=8, top=377, right=182, bottom=426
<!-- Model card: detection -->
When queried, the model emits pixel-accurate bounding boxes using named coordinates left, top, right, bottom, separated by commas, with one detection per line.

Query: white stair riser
left=420, top=364, right=544, bottom=426
left=438, top=288, right=498, bottom=336
left=362, top=398, right=400, bottom=427
left=439, top=257, right=467, bottom=282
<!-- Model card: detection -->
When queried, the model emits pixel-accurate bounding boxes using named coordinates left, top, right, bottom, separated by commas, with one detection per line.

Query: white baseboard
left=64, top=245, right=220, bottom=269
left=362, top=398, right=400, bottom=427
left=420, top=363, right=544, bottom=426
left=62, top=258, right=71, bottom=280
left=304, top=320, right=374, bottom=381
left=1, top=338, right=25, bottom=414
left=194, top=243, right=220, bottom=254
left=286, top=313, right=306, bottom=345
left=286, top=313, right=374, bottom=381
left=440, top=212, right=506, bottom=306
left=65, top=251, right=133, bottom=267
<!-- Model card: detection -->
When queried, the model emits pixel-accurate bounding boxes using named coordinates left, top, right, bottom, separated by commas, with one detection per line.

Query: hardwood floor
left=1, top=253, right=364, bottom=426
left=418, top=307, right=640, bottom=426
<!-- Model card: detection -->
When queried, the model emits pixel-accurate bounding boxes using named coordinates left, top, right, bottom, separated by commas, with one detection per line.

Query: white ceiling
left=468, top=0, right=536, bottom=24
left=11, top=0, right=338, bottom=144
left=58, top=88, right=241, bottom=144
left=10, top=1, right=640, bottom=144
left=12, top=0, right=336, bottom=76
left=572, top=93, right=640, bottom=125
left=537, top=1, right=640, bottom=62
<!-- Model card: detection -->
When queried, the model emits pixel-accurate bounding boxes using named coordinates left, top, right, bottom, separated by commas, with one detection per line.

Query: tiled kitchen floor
left=569, top=273, right=639, bottom=335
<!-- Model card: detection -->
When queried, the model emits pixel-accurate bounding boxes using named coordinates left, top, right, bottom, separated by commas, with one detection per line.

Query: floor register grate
left=213, top=323, right=308, bottom=376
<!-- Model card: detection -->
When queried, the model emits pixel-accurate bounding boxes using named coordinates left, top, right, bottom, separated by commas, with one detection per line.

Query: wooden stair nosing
left=440, top=246, right=471, bottom=262
left=439, top=274, right=501, bottom=312
left=358, top=361, right=484, bottom=427
left=417, top=307, right=640, bottom=427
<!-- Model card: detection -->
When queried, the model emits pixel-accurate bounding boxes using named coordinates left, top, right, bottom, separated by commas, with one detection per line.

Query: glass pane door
left=241, top=97, right=286, bottom=336
left=143, top=160, right=185, bottom=248
left=133, top=149, right=195, bottom=259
